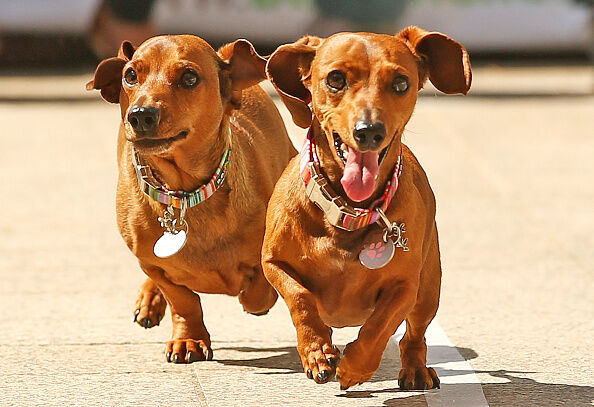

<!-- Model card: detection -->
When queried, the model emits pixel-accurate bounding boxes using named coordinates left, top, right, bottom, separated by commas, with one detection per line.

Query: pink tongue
left=340, top=147, right=379, bottom=202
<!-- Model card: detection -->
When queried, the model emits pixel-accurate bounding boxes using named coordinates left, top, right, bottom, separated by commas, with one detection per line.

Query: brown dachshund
left=87, top=35, right=295, bottom=363
left=262, top=27, right=471, bottom=389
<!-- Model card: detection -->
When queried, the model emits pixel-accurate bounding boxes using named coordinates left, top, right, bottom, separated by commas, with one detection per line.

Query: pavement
left=0, top=64, right=593, bottom=406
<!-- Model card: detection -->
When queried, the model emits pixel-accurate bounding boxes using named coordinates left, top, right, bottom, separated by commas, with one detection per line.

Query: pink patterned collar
left=299, top=127, right=402, bottom=231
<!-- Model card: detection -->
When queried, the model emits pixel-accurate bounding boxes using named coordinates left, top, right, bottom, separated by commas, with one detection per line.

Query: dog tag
left=359, top=238, right=395, bottom=269
left=154, top=230, right=187, bottom=258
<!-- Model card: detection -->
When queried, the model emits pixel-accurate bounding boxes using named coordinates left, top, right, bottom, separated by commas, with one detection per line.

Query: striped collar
left=299, top=127, right=402, bottom=231
left=131, top=145, right=232, bottom=210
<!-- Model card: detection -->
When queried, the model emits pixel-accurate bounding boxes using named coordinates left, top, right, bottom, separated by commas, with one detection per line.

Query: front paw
left=299, top=342, right=341, bottom=384
left=398, top=366, right=440, bottom=390
left=166, top=339, right=213, bottom=364
left=133, top=285, right=167, bottom=329
left=336, top=342, right=380, bottom=390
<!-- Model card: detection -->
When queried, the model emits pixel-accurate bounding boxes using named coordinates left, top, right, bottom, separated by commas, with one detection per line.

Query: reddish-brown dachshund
left=262, top=27, right=471, bottom=389
left=87, top=35, right=295, bottom=363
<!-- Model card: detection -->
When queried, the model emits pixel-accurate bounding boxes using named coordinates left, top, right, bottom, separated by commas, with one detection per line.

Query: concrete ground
left=0, top=65, right=593, bottom=406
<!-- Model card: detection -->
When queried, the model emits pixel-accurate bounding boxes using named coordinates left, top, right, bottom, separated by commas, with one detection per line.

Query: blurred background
left=0, top=0, right=593, bottom=67
left=1, top=2, right=593, bottom=406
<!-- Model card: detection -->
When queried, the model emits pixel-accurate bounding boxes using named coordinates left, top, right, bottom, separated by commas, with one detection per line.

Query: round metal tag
left=154, top=230, right=187, bottom=258
left=359, top=239, right=395, bottom=269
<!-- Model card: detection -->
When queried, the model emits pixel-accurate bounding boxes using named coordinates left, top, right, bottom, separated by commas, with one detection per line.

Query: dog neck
left=139, top=119, right=232, bottom=193
left=310, top=120, right=402, bottom=208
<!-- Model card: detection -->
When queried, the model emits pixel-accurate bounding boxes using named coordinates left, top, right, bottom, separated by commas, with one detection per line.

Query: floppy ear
left=399, top=26, right=471, bottom=95
left=85, top=41, right=136, bottom=103
left=217, top=39, right=267, bottom=108
left=266, top=36, right=321, bottom=129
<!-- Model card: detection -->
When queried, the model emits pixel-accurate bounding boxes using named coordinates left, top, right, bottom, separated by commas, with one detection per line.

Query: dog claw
left=306, top=369, right=313, bottom=379
left=133, top=309, right=140, bottom=322
left=173, top=354, right=181, bottom=363
left=340, top=384, right=349, bottom=391
left=186, top=351, right=196, bottom=363
left=166, top=352, right=172, bottom=362
left=433, top=377, right=440, bottom=389
left=317, top=370, right=331, bottom=383
left=423, top=383, right=429, bottom=390
left=140, top=317, right=152, bottom=329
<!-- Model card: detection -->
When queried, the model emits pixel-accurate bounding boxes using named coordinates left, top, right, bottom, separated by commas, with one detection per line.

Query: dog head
left=267, top=27, right=471, bottom=202
left=86, top=35, right=266, bottom=156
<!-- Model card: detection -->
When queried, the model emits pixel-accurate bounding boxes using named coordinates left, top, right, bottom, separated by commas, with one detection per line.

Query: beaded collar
left=131, top=146, right=231, bottom=210
left=299, top=126, right=402, bottom=231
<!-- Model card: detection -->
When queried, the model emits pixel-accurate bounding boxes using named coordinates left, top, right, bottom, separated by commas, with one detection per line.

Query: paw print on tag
left=365, top=242, right=387, bottom=260
left=359, top=240, right=395, bottom=269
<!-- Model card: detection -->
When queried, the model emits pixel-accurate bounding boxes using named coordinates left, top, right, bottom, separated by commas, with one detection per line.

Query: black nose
left=127, top=106, right=160, bottom=133
left=353, top=120, right=386, bottom=151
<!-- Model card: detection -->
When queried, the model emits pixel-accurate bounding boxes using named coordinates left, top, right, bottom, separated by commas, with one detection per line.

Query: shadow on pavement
left=215, top=344, right=475, bottom=379
left=372, top=371, right=594, bottom=407
left=216, top=345, right=594, bottom=406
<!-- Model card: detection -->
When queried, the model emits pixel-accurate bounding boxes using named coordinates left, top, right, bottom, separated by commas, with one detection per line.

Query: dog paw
left=133, top=283, right=167, bottom=329
left=300, top=343, right=341, bottom=384
left=398, top=366, right=440, bottom=390
left=166, top=339, right=213, bottom=364
left=336, top=360, right=375, bottom=390
left=336, top=342, right=379, bottom=390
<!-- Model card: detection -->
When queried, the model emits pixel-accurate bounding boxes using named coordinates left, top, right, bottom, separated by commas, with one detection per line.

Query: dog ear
left=118, top=40, right=136, bottom=60
left=266, top=36, right=321, bottom=128
left=399, top=26, right=471, bottom=95
left=85, top=41, right=135, bottom=103
left=217, top=39, right=267, bottom=108
left=227, top=39, right=267, bottom=90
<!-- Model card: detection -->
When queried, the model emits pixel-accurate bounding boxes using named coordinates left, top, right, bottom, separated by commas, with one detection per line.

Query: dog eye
left=124, top=68, right=138, bottom=86
left=392, top=75, right=409, bottom=94
left=326, top=70, right=346, bottom=91
left=180, top=69, right=200, bottom=89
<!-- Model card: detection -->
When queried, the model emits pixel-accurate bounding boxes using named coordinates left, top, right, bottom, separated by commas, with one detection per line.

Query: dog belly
left=318, top=307, right=373, bottom=328
left=315, top=289, right=376, bottom=328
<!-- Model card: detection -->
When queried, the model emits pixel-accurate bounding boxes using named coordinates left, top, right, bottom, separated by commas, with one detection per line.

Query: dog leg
left=133, top=277, right=167, bottom=329
left=139, top=261, right=213, bottom=363
left=398, top=234, right=442, bottom=390
left=336, top=284, right=417, bottom=390
left=263, top=260, right=340, bottom=384
left=238, top=265, right=278, bottom=316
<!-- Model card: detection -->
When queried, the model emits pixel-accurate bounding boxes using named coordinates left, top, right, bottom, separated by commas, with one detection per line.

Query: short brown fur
left=87, top=35, right=296, bottom=362
left=262, top=27, right=471, bottom=389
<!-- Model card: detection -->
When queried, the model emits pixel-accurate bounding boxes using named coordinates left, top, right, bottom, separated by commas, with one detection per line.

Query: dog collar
left=131, top=146, right=231, bottom=210
left=299, top=127, right=402, bottom=231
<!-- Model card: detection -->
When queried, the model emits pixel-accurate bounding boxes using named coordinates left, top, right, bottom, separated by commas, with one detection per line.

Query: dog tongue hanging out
left=263, top=27, right=471, bottom=390
left=341, top=149, right=380, bottom=202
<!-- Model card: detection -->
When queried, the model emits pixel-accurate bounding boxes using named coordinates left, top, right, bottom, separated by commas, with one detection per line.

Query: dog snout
left=127, top=106, right=161, bottom=134
left=353, top=120, right=386, bottom=151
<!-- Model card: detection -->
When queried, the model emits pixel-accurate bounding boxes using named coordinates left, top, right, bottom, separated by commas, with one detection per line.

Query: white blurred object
left=0, top=0, right=101, bottom=33
left=0, top=0, right=590, bottom=52
left=400, top=0, right=592, bottom=52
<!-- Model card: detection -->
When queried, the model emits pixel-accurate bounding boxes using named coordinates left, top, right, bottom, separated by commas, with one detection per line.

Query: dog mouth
left=332, top=131, right=390, bottom=203
left=332, top=132, right=389, bottom=166
left=132, top=130, right=189, bottom=151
